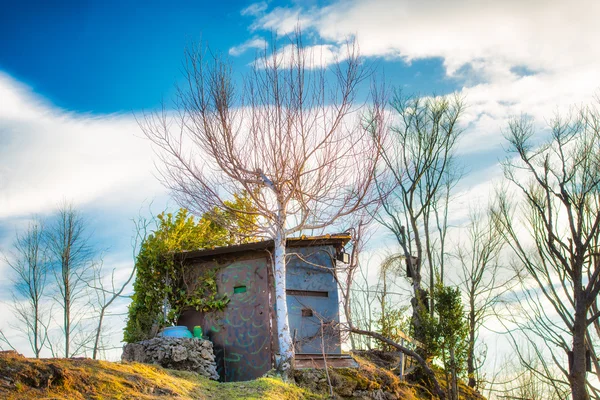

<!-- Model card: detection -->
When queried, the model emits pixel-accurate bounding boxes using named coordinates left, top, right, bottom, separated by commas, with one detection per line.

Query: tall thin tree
left=47, top=203, right=94, bottom=358
left=374, top=91, right=464, bottom=347
left=2, top=220, right=50, bottom=358
left=455, top=208, right=509, bottom=390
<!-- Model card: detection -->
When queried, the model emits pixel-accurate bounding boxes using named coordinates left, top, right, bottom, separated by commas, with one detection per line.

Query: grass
left=0, top=351, right=320, bottom=400
left=0, top=350, right=485, bottom=400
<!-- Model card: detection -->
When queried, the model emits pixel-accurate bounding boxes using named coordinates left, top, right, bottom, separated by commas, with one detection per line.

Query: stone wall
left=122, top=337, right=219, bottom=380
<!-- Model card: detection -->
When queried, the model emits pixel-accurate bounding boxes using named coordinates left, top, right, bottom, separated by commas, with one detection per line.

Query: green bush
left=124, top=194, right=258, bottom=343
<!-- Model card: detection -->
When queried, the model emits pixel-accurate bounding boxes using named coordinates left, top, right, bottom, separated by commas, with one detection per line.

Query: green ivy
left=123, top=194, right=258, bottom=343
left=166, top=270, right=230, bottom=323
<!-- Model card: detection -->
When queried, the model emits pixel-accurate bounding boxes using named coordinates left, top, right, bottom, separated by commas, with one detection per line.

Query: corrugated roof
left=175, top=234, right=351, bottom=261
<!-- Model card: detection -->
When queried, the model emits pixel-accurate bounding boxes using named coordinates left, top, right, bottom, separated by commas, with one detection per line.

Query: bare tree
left=87, top=214, right=150, bottom=359
left=455, top=207, right=510, bottom=390
left=1, top=220, right=50, bottom=358
left=486, top=354, right=570, bottom=400
left=47, top=202, right=95, bottom=357
left=139, top=32, right=383, bottom=367
left=493, top=101, right=600, bottom=400
left=337, top=223, right=447, bottom=399
left=374, top=91, right=464, bottom=346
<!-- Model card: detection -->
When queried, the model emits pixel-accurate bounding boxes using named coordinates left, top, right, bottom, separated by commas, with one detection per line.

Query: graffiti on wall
left=180, top=257, right=272, bottom=382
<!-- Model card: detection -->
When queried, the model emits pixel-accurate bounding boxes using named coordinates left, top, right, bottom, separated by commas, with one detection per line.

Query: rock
left=171, top=345, right=188, bottom=362
left=122, top=337, right=219, bottom=380
left=384, top=392, right=398, bottom=400
left=200, top=348, right=214, bottom=360
left=121, top=343, right=145, bottom=363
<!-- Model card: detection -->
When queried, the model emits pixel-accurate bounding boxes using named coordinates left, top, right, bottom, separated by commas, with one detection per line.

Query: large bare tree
left=493, top=101, right=600, bottom=400
left=139, top=34, right=383, bottom=367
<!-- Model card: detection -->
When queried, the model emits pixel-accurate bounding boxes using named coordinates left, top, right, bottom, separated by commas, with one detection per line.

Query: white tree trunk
left=273, top=226, right=294, bottom=368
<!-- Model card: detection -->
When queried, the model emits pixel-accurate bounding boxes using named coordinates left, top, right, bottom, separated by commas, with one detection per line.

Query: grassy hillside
left=0, top=350, right=485, bottom=400
left=0, top=351, right=318, bottom=400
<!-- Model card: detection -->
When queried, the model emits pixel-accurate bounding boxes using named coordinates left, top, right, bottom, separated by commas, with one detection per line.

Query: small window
left=233, top=286, right=247, bottom=294
left=302, top=308, right=314, bottom=317
left=286, top=289, right=328, bottom=297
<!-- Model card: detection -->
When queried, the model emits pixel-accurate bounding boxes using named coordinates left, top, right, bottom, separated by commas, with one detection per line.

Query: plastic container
left=193, top=326, right=203, bottom=339
left=159, top=326, right=193, bottom=338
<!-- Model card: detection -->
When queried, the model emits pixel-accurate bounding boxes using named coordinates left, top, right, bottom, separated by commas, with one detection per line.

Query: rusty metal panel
left=179, top=256, right=272, bottom=382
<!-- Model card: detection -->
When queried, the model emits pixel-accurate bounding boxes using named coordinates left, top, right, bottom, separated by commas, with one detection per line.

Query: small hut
left=176, top=235, right=352, bottom=382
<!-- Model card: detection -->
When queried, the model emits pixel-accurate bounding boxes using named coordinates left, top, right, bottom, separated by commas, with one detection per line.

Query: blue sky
left=0, top=1, right=457, bottom=114
left=1, top=0, right=599, bottom=361
left=1, top=0, right=258, bottom=113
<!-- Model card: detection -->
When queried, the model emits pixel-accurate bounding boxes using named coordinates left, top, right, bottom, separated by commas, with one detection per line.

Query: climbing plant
left=166, top=269, right=230, bottom=323
left=124, top=193, right=258, bottom=343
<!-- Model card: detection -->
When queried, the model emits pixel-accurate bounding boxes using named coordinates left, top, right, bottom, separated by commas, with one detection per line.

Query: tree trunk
left=33, top=303, right=40, bottom=358
left=450, top=346, right=459, bottom=400
left=273, top=226, right=294, bottom=369
left=571, top=299, right=589, bottom=400
left=423, top=208, right=435, bottom=316
left=93, top=308, right=105, bottom=360
left=65, top=284, right=70, bottom=358
left=467, top=306, right=476, bottom=388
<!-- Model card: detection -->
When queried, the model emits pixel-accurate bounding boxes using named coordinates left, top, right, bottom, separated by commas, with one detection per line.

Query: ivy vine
left=123, top=194, right=258, bottom=343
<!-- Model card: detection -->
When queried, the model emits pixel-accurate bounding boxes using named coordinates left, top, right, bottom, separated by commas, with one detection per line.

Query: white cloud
left=250, top=6, right=310, bottom=35
left=229, top=36, right=268, bottom=56
left=249, top=0, right=600, bottom=77
left=241, top=1, right=269, bottom=17
left=0, top=72, right=165, bottom=219
left=253, top=43, right=346, bottom=69
left=241, top=0, right=600, bottom=154
left=0, top=72, right=169, bottom=357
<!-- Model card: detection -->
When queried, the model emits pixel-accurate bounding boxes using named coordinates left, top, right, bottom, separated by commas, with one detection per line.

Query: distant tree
left=493, top=100, right=600, bottom=400
left=455, top=208, right=510, bottom=390
left=338, top=224, right=448, bottom=400
left=487, top=354, right=570, bottom=400
left=1, top=220, right=50, bottom=358
left=375, top=255, right=411, bottom=351
left=86, top=213, right=155, bottom=359
left=46, top=203, right=96, bottom=358
left=139, top=32, right=383, bottom=367
left=373, top=91, right=464, bottom=349
left=432, top=284, right=469, bottom=400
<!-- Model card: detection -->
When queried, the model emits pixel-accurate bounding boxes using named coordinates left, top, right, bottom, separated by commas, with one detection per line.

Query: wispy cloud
left=241, top=1, right=269, bottom=17
left=229, top=36, right=268, bottom=56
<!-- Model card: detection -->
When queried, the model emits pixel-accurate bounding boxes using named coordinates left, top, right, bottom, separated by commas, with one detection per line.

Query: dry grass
left=0, top=350, right=485, bottom=400
left=0, top=351, right=319, bottom=400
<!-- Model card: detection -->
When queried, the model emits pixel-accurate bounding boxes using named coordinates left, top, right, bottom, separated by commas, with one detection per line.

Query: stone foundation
left=122, top=337, right=219, bottom=380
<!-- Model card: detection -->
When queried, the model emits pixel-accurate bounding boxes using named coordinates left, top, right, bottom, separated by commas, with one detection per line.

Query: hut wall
left=178, top=254, right=273, bottom=382
left=286, top=245, right=342, bottom=354
left=178, top=242, right=344, bottom=382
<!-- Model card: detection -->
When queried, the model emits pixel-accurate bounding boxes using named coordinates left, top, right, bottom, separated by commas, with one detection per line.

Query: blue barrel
left=159, top=326, right=193, bottom=338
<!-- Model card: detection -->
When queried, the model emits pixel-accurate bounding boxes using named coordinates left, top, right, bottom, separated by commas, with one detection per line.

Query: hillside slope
left=0, top=350, right=484, bottom=400
left=0, top=351, right=317, bottom=400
